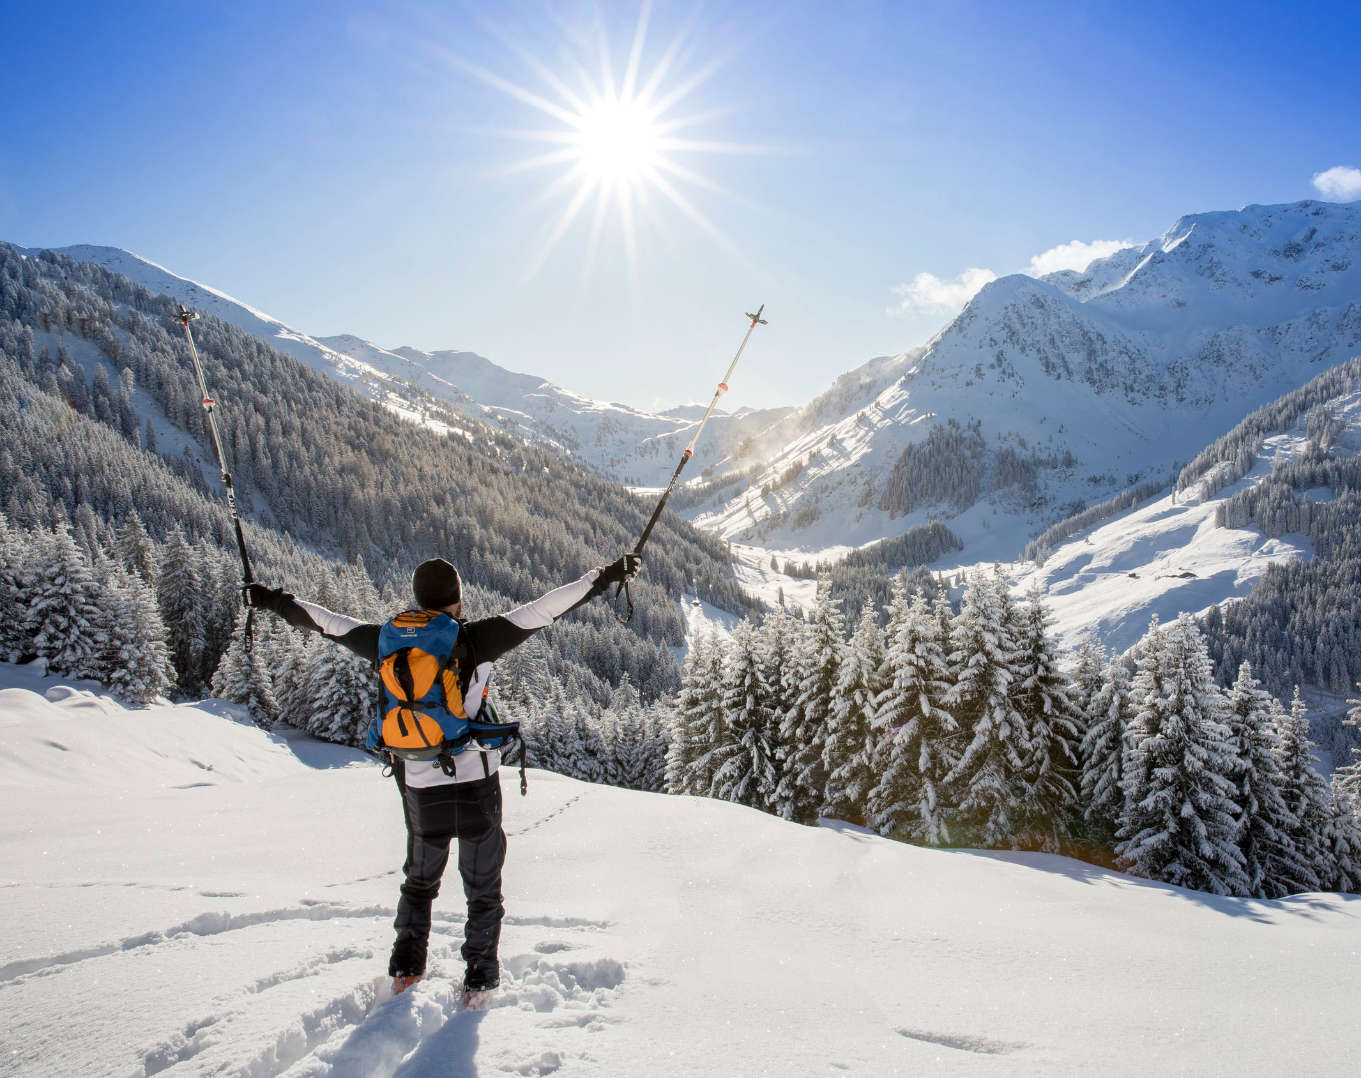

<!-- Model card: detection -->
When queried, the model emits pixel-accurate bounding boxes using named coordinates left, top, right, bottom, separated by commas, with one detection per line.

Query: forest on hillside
left=0, top=244, right=764, bottom=704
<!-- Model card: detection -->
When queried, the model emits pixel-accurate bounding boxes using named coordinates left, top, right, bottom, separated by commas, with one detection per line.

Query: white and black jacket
left=267, top=568, right=606, bottom=785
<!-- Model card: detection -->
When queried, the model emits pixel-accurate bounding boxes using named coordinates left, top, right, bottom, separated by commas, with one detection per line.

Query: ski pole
left=615, top=304, right=768, bottom=622
left=174, top=305, right=257, bottom=648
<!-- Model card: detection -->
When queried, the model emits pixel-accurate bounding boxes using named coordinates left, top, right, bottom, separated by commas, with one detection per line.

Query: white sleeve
left=503, top=569, right=602, bottom=630
left=294, top=598, right=369, bottom=639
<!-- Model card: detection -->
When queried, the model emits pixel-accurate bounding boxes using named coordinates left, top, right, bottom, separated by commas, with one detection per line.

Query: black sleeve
left=462, top=569, right=602, bottom=665
left=271, top=594, right=381, bottom=664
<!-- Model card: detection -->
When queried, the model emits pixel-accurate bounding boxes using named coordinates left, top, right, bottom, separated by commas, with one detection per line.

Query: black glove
left=243, top=583, right=288, bottom=613
left=597, top=553, right=643, bottom=587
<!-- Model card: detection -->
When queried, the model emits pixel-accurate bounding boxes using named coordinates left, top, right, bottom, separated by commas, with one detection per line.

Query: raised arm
left=462, top=554, right=640, bottom=664
left=245, top=585, right=381, bottom=663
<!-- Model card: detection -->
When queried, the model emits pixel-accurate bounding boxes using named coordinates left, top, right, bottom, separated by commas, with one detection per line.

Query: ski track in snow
left=0, top=902, right=391, bottom=984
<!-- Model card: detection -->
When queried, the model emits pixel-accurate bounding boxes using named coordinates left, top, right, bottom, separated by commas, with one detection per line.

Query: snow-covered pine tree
left=710, top=619, right=781, bottom=812
left=776, top=586, right=845, bottom=824
left=1322, top=787, right=1361, bottom=893
left=1272, top=689, right=1335, bottom=893
left=753, top=608, right=797, bottom=817
left=302, top=636, right=373, bottom=745
left=0, top=512, right=33, bottom=661
left=1222, top=663, right=1309, bottom=898
left=1116, top=616, right=1250, bottom=896
left=198, top=541, right=240, bottom=687
left=1336, top=690, right=1361, bottom=809
left=102, top=561, right=174, bottom=704
left=602, top=675, right=650, bottom=790
left=212, top=609, right=281, bottom=726
left=641, top=696, right=672, bottom=794
left=570, top=704, right=608, bottom=785
left=1011, top=589, right=1083, bottom=850
left=1069, top=642, right=1106, bottom=725
left=29, top=524, right=106, bottom=681
left=666, top=632, right=727, bottom=796
left=115, top=513, right=157, bottom=586
left=534, top=682, right=578, bottom=777
left=1079, top=650, right=1132, bottom=848
left=157, top=526, right=206, bottom=694
left=270, top=629, right=313, bottom=730
left=942, top=569, right=1029, bottom=848
left=867, top=584, right=958, bottom=844
left=826, top=607, right=889, bottom=826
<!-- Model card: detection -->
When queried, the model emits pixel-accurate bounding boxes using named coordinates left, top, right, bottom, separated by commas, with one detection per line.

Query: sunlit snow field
left=2, top=662, right=1358, bottom=1077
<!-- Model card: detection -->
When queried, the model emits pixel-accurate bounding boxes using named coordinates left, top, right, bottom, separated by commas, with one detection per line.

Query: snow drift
left=1, top=661, right=1357, bottom=1076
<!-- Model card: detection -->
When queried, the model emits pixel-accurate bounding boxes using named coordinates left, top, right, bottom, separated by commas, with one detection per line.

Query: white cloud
left=1026, top=239, right=1134, bottom=277
left=889, top=267, right=997, bottom=316
left=1312, top=165, right=1361, bottom=202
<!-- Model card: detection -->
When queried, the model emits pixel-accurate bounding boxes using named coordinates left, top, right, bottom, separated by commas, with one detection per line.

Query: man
left=246, top=552, right=640, bottom=1004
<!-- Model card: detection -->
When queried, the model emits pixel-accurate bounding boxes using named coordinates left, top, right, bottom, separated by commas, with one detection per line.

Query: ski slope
left=2, top=662, right=1358, bottom=1077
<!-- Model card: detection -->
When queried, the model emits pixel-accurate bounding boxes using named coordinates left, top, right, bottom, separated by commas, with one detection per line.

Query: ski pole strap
left=612, top=577, right=634, bottom=625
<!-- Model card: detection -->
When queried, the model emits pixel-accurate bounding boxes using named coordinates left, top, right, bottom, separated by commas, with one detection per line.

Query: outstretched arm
left=462, top=554, right=641, bottom=664
left=245, top=585, right=381, bottom=663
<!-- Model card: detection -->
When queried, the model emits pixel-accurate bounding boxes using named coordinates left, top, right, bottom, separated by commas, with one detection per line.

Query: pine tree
left=115, top=513, right=157, bottom=585
left=0, top=512, right=33, bottom=661
left=942, top=569, right=1029, bottom=848
left=538, top=682, right=580, bottom=777
left=1117, top=616, right=1249, bottom=896
left=29, top=524, right=105, bottom=680
left=777, top=587, right=845, bottom=824
left=1322, top=788, right=1361, bottom=894
left=303, top=640, right=373, bottom=745
left=102, top=562, right=175, bottom=704
left=603, top=675, right=650, bottom=790
left=826, top=608, right=890, bottom=825
left=271, top=629, right=313, bottom=730
left=710, top=619, right=781, bottom=811
left=1222, top=663, right=1308, bottom=898
left=640, top=698, right=672, bottom=793
left=212, top=609, right=281, bottom=726
left=1011, top=589, right=1083, bottom=849
left=1336, top=690, right=1361, bottom=809
left=157, top=526, right=206, bottom=694
left=868, top=586, right=958, bottom=844
left=755, top=608, right=798, bottom=819
left=1273, top=689, right=1334, bottom=893
left=667, top=633, right=726, bottom=796
left=1080, top=651, right=1132, bottom=848
left=1069, top=642, right=1106, bottom=726
left=571, top=705, right=608, bottom=785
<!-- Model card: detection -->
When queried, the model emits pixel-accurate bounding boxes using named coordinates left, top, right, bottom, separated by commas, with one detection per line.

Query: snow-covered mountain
left=24, top=244, right=790, bottom=487
left=692, top=200, right=1361, bottom=562
left=318, top=334, right=792, bottom=487
left=7, top=660, right=1358, bottom=1076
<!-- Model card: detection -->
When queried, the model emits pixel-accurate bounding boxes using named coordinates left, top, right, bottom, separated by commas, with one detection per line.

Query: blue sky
left=3, top=0, right=1359, bottom=412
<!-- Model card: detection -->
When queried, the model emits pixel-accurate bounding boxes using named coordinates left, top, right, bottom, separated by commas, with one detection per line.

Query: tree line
left=666, top=569, right=1361, bottom=898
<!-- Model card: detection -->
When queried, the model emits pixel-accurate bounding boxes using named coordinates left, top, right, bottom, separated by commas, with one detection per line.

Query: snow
left=3, top=660, right=1358, bottom=1077
left=1008, top=426, right=1324, bottom=658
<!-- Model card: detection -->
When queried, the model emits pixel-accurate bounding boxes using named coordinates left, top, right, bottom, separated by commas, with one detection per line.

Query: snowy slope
left=698, top=200, right=1361, bottom=558
left=3, top=662, right=1359, bottom=1077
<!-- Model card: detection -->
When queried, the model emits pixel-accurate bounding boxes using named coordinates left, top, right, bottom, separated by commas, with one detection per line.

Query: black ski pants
left=389, top=766, right=506, bottom=990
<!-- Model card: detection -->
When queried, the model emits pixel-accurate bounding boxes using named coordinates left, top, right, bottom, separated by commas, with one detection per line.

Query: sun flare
left=446, top=3, right=770, bottom=278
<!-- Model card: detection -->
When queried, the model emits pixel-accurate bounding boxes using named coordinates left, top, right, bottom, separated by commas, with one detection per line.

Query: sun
left=572, top=98, right=663, bottom=186
left=443, top=3, right=766, bottom=278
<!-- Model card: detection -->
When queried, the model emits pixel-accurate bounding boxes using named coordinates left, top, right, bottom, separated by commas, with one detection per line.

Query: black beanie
left=412, top=557, right=462, bottom=609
